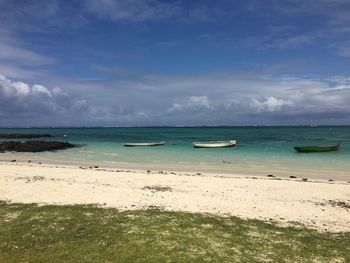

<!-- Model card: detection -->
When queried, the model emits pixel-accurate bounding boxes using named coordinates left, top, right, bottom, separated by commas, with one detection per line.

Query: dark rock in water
left=93, top=166, right=99, bottom=168
left=290, top=176, right=297, bottom=179
left=10, top=159, right=16, bottom=162
left=0, top=141, right=75, bottom=153
left=302, top=178, right=308, bottom=182
left=267, top=174, right=275, bottom=178
left=0, top=134, right=52, bottom=139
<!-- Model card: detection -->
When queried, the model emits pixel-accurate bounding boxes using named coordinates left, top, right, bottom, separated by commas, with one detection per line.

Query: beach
left=1, top=160, right=349, bottom=233
left=3, top=2, right=350, bottom=260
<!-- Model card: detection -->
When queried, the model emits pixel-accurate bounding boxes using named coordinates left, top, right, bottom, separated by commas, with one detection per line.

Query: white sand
left=0, top=161, right=349, bottom=232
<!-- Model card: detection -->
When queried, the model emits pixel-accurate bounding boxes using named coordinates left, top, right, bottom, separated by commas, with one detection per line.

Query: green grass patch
left=0, top=201, right=349, bottom=262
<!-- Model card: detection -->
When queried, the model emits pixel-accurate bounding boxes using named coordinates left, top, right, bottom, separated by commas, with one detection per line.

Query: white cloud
left=251, top=96, right=293, bottom=112
left=83, top=0, right=226, bottom=23
left=1, top=70, right=350, bottom=126
left=84, top=0, right=180, bottom=21
left=237, top=1, right=350, bottom=56
left=12, top=81, right=30, bottom=96
left=167, top=96, right=213, bottom=113
left=336, top=45, right=350, bottom=57
left=32, top=84, right=52, bottom=97
left=143, top=71, right=350, bottom=124
left=0, top=29, right=54, bottom=66
left=0, top=41, right=53, bottom=66
left=0, top=63, right=44, bottom=79
left=0, top=74, right=88, bottom=116
left=0, top=74, right=155, bottom=126
left=0, top=29, right=54, bottom=80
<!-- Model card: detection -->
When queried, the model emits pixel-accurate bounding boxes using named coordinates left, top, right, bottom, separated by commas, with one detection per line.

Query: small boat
left=193, top=140, right=236, bottom=148
left=294, top=143, right=340, bottom=153
left=124, top=142, right=165, bottom=147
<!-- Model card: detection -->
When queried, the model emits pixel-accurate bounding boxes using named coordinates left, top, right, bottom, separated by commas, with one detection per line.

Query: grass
left=0, top=202, right=349, bottom=262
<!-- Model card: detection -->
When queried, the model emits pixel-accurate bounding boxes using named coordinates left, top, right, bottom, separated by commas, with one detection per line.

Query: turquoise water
left=1, top=127, right=350, bottom=176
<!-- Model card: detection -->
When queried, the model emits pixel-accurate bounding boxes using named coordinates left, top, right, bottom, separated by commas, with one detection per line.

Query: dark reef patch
left=0, top=134, right=53, bottom=139
left=0, top=141, right=75, bottom=153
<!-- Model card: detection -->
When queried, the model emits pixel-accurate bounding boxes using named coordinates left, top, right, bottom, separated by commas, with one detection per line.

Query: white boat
left=193, top=140, right=236, bottom=148
left=124, top=142, right=165, bottom=147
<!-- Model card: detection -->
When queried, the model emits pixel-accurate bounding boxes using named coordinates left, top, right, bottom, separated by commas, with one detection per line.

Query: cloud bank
left=0, top=75, right=89, bottom=123
left=1, top=70, right=350, bottom=126
left=0, top=74, right=150, bottom=126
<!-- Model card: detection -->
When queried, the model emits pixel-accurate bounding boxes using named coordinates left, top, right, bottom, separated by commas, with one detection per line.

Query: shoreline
left=1, top=155, right=350, bottom=182
left=1, top=160, right=349, bottom=233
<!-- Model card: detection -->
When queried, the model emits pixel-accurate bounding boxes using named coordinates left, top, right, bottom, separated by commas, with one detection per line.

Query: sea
left=1, top=126, right=349, bottom=180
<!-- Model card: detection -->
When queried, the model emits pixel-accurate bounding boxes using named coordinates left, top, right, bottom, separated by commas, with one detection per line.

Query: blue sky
left=1, top=0, right=350, bottom=126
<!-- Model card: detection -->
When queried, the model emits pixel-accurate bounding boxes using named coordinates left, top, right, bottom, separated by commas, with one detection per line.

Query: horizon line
left=1, top=124, right=350, bottom=129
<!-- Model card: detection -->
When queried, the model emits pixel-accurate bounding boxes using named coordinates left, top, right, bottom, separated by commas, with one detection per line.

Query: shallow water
left=1, top=126, right=349, bottom=179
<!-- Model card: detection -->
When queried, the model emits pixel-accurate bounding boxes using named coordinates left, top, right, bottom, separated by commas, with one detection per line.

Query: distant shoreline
left=1, top=125, right=350, bottom=129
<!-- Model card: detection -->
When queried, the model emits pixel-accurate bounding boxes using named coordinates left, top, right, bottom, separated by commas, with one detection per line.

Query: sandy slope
left=0, top=161, right=349, bottom=232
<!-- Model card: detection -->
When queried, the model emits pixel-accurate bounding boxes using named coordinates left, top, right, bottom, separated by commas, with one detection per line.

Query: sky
left=1, top=0, right=350, bottom=127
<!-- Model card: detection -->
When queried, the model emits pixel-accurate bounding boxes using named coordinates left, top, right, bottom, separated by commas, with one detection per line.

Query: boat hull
left=124, top=142, right=165, bottom=147
left=294, top=144, right=340, bottom=153
left=193, top=140, right=236, bottom=148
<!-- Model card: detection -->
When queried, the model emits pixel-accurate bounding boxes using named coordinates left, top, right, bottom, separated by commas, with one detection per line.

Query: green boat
left=294, top=143, right=340, bottom=153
